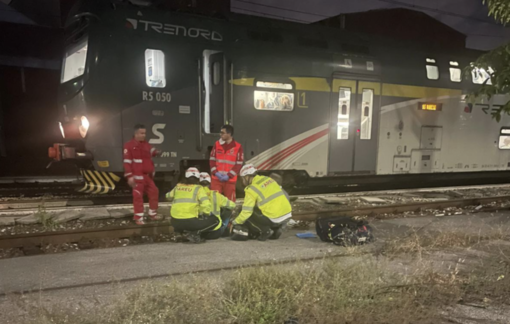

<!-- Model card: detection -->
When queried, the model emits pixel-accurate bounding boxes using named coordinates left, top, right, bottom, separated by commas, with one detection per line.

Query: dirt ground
left=0, top=211, right=510, bottom=323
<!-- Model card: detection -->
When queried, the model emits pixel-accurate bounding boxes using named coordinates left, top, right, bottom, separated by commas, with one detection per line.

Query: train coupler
left=48, top=143, right=92, bottom=161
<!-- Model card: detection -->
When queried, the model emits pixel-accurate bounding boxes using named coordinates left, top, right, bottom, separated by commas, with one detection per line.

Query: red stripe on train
left=257, top=129, right=329, bottom=170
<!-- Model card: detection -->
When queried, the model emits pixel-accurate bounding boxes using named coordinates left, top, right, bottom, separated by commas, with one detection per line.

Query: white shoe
left=149, top=214, right=163, bottom=221
left=134, top=218, right=145, bottom=225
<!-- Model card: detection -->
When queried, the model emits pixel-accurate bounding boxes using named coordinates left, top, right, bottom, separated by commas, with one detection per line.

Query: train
left=48, top=0, right=510, bottom=194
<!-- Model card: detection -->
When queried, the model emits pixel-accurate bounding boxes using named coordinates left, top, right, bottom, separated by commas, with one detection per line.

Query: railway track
left=2, top=170, right=510, bottom=199
left=1, top=195, right=510, bottom=251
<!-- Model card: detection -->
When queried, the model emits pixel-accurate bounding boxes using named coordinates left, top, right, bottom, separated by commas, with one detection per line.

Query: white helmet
left=185, top=167, right=200, bottom=179
left=240, top=164, right=257, bottom=177
left=199, top=172, right=211, bottom=183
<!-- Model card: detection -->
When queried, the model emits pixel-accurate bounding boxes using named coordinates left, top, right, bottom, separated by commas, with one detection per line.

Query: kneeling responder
left=199, top=172, right=236, bottom=239
left=232, top=164, right=292, bottom=241
left=165, top=167, right=218, bottom=243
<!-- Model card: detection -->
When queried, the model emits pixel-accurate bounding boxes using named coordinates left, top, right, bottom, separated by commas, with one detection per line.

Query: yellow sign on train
left=418, top=102, right=442, bottom=111
left=97, top=160, right=110, bottom=168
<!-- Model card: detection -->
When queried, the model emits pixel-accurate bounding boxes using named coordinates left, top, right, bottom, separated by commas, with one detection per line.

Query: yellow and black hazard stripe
left=78, top=170, right=121, bottom=194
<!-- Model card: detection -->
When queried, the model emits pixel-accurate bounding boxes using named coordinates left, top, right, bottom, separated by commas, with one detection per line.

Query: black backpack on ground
left=315, top=216, right=374, bottom=246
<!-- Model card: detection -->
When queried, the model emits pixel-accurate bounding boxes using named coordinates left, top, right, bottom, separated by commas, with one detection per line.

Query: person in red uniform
left=209, top=124, right=243, bottom=202
left=123, top=124, right=161, bottom=225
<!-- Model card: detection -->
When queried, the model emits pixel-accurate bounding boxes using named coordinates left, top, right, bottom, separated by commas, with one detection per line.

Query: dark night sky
left=0, top=0, right=508, bottom=50
left=231, top=0, right=510, bottom=50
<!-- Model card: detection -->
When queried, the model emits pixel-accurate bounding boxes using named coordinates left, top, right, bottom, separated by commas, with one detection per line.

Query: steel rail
left=1, top=195, right=510, bottom=250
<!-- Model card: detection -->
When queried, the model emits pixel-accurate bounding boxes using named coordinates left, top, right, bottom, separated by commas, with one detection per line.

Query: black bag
left=316, top=216, right=373, bottom=246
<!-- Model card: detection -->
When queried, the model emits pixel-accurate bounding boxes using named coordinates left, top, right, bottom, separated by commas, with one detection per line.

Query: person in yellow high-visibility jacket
left=199, top=172, right=236, bottom=239
left=165, top=167, right=218, bottom=243
left=232, top=164, right=292, bottom=241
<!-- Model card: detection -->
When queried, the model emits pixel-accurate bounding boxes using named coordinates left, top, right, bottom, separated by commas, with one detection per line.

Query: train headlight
left=59, top=122, right=65, bottom=139
left=79, top=116, right=90, bottom=138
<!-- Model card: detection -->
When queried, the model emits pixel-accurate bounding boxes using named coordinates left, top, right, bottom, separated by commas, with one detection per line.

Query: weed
left=32, top=258, right=462, bottom=324
left=24, top=221, right=510, bottom=324
left=34, top=204, right=55, bottom=230
left=382, top=227, right=510, bottom=259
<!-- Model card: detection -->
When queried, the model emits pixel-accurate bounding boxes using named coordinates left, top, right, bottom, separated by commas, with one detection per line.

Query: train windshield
left=61, top=38, right=88, bottom=84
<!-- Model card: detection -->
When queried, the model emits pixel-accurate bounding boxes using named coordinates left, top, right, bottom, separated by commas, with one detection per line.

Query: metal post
left=197, top=60, right=203, bottom=152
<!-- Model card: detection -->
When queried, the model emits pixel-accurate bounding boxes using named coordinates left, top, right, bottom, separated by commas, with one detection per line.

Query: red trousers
left=211, top=178, right=237, bottom=202
left=132, top=175, right=159, bottom=219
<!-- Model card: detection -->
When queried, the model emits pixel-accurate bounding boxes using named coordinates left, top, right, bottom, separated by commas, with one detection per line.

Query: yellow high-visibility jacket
left=235, top=175, right=292, bottom=225
left=166, top=184, right=211, bottom=219
left=202, top=187, right=236, bottom=230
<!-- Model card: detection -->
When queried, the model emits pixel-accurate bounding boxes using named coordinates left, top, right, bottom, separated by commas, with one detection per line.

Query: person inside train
left=165, top=167, right=218, bottom=243
left=199, top=172, right=236, bottom=239
left=231, top=164, right=292, bottom=241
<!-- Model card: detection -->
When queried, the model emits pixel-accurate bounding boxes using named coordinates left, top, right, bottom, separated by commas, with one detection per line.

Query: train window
left=471, top=66, right=493, bottom=85
left=360, top=89, right=373, bottom=140
left=254, top=81, right=294, bottom=111
left=499, top=136, right=510, bottom=149
left=337, top=87, right=351, bottom=140
left=145, top=49, right=166, bottom=88
left=499, top=128, right=510, bottom=149
left=449, top=61, right=461, bottom=82
left=254, top=91, right=294, bottom=111
left=425, top=58, right=439, bottom=80
left=61, top=38, right=88, bottom=83
left=213, top=62, right=221, bottom=86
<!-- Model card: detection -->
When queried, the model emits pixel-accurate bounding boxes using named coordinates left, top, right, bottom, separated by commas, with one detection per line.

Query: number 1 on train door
left=298, top=92, right=308, bottom=108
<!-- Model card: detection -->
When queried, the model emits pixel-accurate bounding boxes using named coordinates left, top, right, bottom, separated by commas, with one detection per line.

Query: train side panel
left=377, top=92, right=510, bottom=175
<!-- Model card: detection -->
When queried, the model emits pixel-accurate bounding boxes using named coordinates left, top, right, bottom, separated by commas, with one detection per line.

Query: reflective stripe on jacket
left=166, top=184, right=211, bottom=219
left=236, top=175, right=292, bottom=225
left=210, top=140, right=242, bottom=183
left=123, top=138, right=157, bottom=180
left=203, top=187, right=235, bottom=230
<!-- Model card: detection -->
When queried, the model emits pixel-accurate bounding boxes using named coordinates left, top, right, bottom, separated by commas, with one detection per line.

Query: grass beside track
left=28, top=229, right=510, bottom=324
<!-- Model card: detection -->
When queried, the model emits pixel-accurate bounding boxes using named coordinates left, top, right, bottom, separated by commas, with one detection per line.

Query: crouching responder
left=269, top=173, right=291, bottom=202
left=165, top=168, right=218, bottom=243
left=199, top=172, right=236, bottom=239
left=232, top=164, right=292, bottom=241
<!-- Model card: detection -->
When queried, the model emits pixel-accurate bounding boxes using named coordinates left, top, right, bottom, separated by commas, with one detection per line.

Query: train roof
left=68, top=0, right=484, bottom=59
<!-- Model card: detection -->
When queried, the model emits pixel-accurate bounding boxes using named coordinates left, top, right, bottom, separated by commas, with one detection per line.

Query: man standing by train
left=123, top=124, right=161, bottom=225
left=209, top=124, right=244, bottom=202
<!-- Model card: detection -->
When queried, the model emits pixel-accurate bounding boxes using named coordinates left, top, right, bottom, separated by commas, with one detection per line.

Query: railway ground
left=2, top=184, right=510, bottom=258
left=1, top=209, right=510, bottom=323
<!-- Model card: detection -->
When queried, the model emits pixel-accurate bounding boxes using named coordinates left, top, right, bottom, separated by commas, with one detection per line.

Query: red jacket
left=123, top=138, right=157, bottom=181
left=210, top=139, right=244, bottom=182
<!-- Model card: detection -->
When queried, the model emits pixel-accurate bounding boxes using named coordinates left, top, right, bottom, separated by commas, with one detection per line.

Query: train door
left=328, top=77, right=380, bottom=174
left=202, top=50, right=229, bottom=135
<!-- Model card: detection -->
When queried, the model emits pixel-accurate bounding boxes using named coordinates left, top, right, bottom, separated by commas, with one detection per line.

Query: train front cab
left=48, top=11, right=122, bottom=194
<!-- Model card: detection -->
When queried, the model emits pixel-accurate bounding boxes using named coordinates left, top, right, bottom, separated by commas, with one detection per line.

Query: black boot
left=269, top=227, right=283, bottom=240
left=185, top=232, right=205, bottom=244
left=258, top=229, right=273, bottom=241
